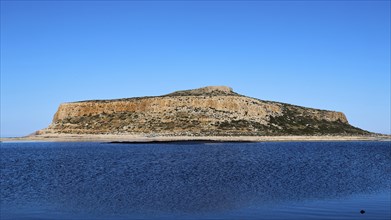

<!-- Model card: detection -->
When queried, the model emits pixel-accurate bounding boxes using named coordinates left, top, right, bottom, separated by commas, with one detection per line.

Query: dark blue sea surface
left=1, top=141, right=390, bottom=219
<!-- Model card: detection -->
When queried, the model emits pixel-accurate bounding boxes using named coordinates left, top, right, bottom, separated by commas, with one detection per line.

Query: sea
left=1, top=141, right=390, bottom=220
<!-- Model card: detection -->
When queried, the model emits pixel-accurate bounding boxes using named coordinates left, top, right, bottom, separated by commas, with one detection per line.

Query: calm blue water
left=1, top=141, right=390, bottom=220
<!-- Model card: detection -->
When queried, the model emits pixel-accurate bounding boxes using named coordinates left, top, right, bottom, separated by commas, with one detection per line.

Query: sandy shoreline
left=1, top=134, right=390, bottom=143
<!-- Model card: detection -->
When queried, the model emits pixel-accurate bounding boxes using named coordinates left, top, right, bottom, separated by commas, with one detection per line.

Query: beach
left=1, top=133, right=389, bottom=143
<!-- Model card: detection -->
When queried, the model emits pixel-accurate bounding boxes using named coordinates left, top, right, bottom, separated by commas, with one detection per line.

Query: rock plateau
left=39, top=86, right=369, bottom=136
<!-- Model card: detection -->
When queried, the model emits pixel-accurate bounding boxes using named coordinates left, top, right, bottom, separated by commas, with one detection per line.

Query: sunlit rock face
left=40, top=86, right=368, bottom=136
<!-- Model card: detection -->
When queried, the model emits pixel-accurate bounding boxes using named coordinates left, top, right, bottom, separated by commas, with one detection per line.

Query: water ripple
left=1, top=141, right=390, bottom=219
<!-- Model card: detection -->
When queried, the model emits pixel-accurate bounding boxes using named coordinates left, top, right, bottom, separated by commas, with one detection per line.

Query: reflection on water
left=1, top=141, right=390, bottom=219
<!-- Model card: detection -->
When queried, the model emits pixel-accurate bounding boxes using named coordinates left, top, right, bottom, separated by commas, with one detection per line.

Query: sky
left=1, top=0, right=390, bottom=137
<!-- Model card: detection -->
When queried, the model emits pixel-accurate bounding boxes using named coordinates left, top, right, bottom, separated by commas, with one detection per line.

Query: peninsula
left=3, top=86, right=388, bottom=142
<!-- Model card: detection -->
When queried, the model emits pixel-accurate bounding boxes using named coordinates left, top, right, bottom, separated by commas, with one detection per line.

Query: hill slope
left=40, top=86, right=369, bottom=136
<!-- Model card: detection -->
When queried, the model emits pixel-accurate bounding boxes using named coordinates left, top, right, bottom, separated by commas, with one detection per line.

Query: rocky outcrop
left=41, top=86, right=368, bottom=136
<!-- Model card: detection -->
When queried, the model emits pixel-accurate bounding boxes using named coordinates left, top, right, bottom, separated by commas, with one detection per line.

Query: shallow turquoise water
left=1, top=141, right=390, bottom=219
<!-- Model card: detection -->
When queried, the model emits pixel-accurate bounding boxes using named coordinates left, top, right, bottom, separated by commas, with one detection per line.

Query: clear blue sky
left=1, top=0, right=390, bottom=137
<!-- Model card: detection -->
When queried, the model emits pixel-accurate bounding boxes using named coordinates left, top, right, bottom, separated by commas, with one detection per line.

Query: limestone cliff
left=41, top=86, right=368, bottom=136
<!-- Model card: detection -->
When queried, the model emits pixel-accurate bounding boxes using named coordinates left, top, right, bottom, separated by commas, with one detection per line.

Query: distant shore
left=1, top=134, right=390, bottom=143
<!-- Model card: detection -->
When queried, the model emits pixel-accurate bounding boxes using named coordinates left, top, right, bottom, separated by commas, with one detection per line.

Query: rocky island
left=4, top=86, right=386, bottom=142
left=41, top=86, right=368, bottom=136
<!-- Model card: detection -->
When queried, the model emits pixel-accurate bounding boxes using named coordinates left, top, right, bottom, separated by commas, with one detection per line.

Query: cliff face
left=41, top=86, right=368, bottom=136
